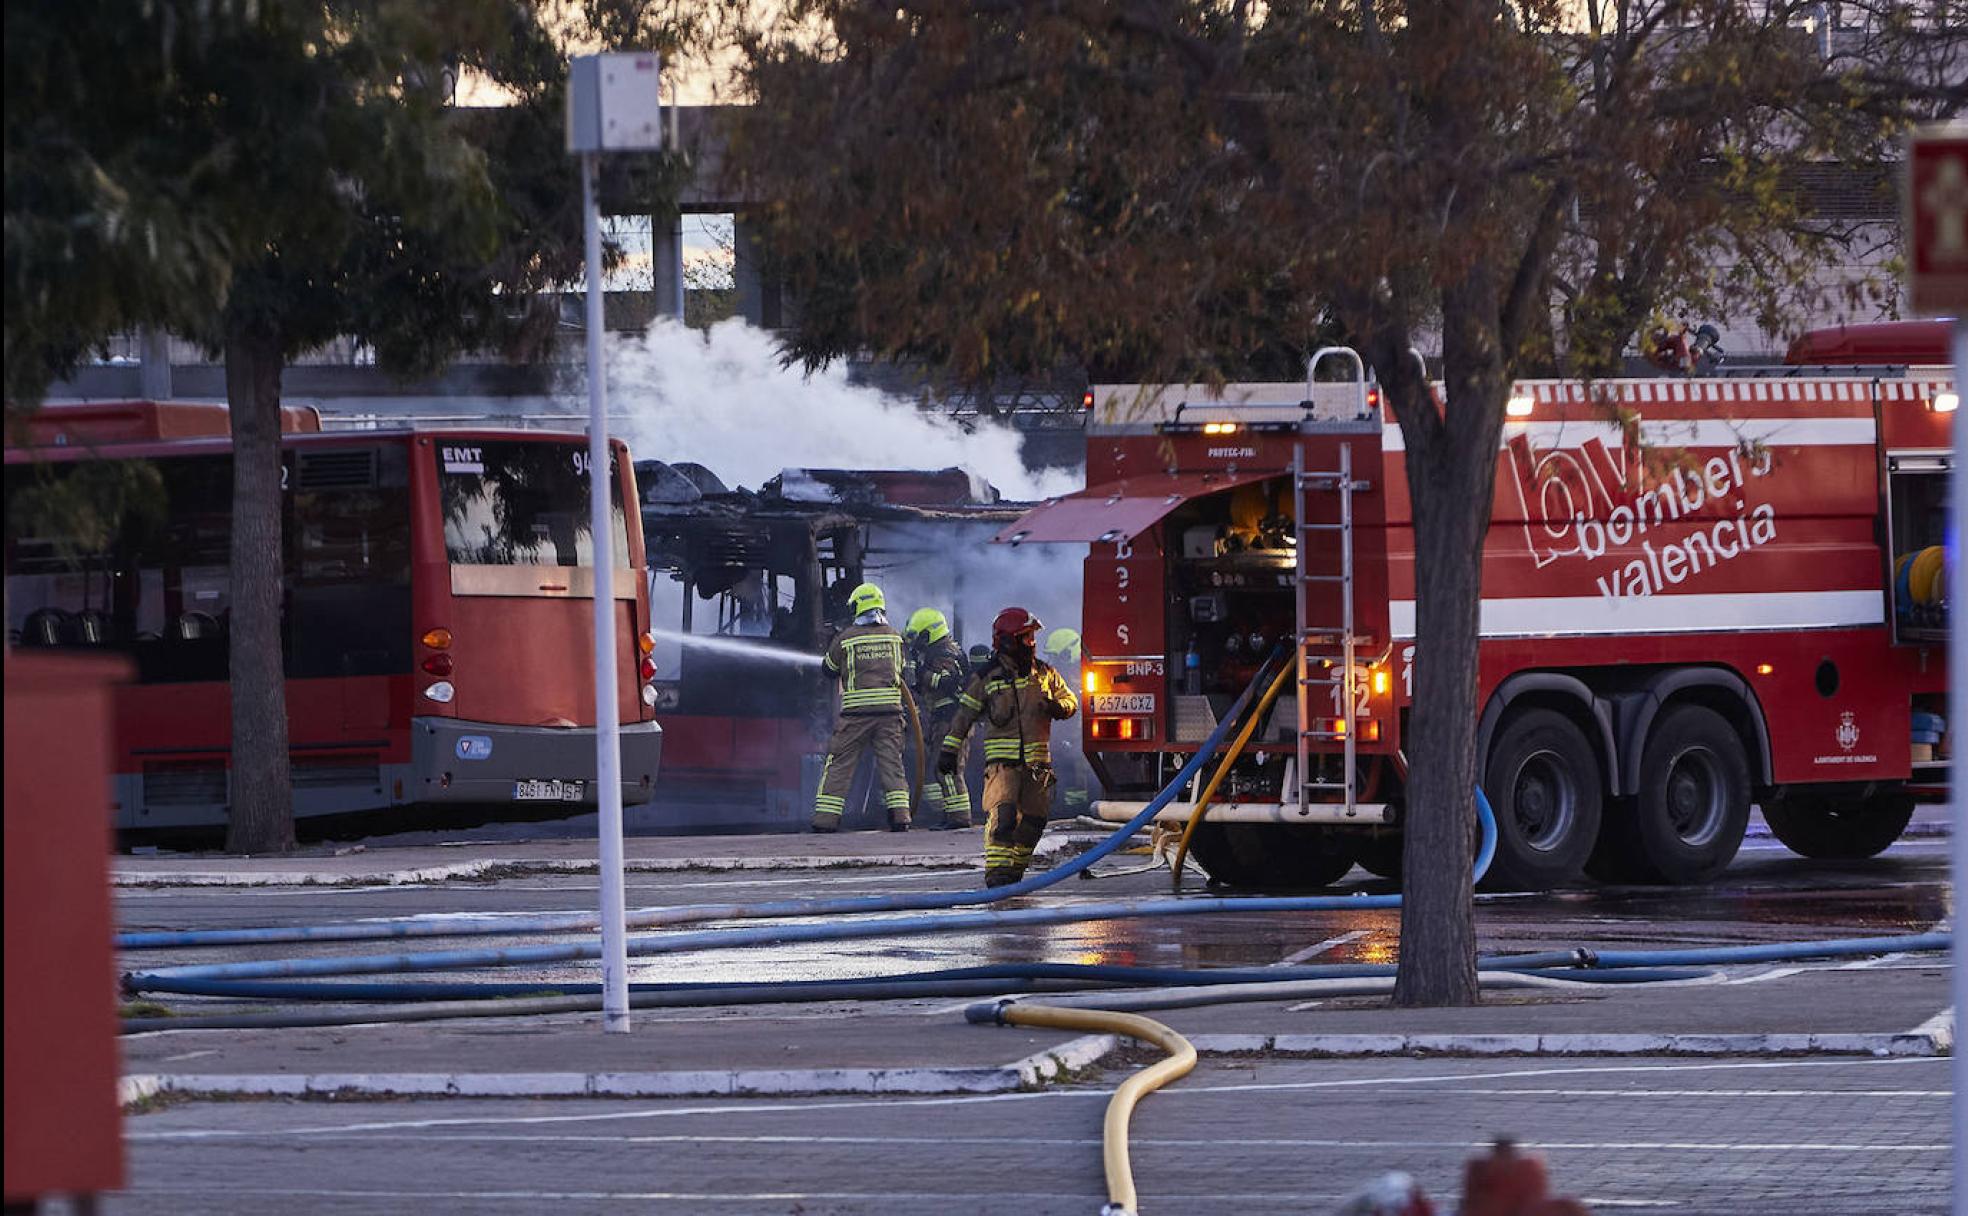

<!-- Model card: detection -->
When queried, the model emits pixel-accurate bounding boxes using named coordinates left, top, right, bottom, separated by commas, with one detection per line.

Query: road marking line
left=1276, top=930, right=1370, bottom=966
left=132, top=1129, right=1947, bottom=1152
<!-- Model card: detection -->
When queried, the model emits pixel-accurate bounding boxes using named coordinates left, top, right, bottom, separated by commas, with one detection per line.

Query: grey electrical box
left=566, top=53, right=665, bottom=153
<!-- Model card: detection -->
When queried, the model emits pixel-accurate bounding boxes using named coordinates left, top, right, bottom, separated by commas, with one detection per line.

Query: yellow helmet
left=848, top=582, right=885, bottom=616
left=1043, top=627, right=1082, bottom=662
left=905, top=607, right=950, bottom=643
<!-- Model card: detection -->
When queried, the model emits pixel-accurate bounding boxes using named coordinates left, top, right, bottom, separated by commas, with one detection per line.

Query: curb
left=118, top=1015, right=1950, bottom=1109
left=1186, top=1029, right=1951, bottom=1058
left=119, top=1033, right=1121, bottom=1108
left=112, top=839, right=1070, bottom=889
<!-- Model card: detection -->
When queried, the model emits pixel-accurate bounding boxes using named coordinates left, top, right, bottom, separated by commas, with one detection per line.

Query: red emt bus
left=3, top=401, right=662, bottom=836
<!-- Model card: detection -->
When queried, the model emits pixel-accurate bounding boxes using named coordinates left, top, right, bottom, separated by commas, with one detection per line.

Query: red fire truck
left=1002, top=335, right=1957, bottom=888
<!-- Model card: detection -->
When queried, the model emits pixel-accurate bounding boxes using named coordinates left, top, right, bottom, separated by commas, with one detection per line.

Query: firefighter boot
left=938, top=773, right=973, bottom=829
left=984, top=866, right=1022, bottom=887
left=810, top=811, right=841, bottom=833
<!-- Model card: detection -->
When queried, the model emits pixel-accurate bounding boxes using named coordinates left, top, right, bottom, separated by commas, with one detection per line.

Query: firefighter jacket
left=914, top=636, right=971, bottom=722
left=824, top=623, right=906, bottom=715
left=942, top=657, right=1078, bottom=767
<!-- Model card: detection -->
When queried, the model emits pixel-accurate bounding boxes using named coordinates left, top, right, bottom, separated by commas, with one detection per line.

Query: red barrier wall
left=4, top=653, right=129, bottom=1202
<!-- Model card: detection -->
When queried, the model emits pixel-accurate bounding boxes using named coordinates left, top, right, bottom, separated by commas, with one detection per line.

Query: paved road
left=116, top=1053, right=1950, bottom=1214
left=108, top=828, right=1954, bottom=1212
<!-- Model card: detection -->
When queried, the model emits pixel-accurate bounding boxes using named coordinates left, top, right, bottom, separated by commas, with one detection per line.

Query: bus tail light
left=639, top=655, right=658, bottom=681
left=423, top=681, right=456, bottom=704
left=422, top=627, right=452, bottom=649
left=422, top=653, right=455, bottom=677
left=639, top=632, right=656, bottom=656
left=641, top=684, right=659, bottom=707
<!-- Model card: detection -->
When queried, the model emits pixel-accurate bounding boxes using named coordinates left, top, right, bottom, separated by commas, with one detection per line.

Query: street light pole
left=580, top=148, right=630, bottom=1035
left=568, top=51, right=666, bottom=1035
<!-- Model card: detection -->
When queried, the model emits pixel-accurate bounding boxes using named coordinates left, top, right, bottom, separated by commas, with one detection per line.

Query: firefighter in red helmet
left=939, top=607, right=1079, bottom=885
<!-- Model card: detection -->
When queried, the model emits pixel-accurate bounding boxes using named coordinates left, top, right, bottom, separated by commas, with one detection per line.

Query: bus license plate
left=514, top=779, right=585, bottom=802
left=1091, top=693, right=1156, bottom=715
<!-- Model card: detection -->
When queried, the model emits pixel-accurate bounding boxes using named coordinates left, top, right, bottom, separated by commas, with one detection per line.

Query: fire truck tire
left=1625, top=704, right=1752, bottom=884
left=1190, top=823, right=1356, bottom=890
left=1760, top=793, right=1915, bottom=860
left=1481, top=708, right=1603, bottom=889
left=1349, top=832, right=1405, bottom=880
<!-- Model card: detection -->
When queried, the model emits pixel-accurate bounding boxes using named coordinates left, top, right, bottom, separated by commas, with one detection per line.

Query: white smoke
left=866, top=520, right=1088, bottom=655
left=606, top=319, right=1080, bottom=501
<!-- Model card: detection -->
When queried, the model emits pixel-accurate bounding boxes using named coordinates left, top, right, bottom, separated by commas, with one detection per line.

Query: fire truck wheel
left=1350, top=831, right=1404, bottom=880
left=1627, top=704, right=1753, bottom=884
left=1760, top=793, right=1915, bottom=860
left=1481, top=708, right=1604, bottom=889
left=1190, top=823, right=1355, bottom=890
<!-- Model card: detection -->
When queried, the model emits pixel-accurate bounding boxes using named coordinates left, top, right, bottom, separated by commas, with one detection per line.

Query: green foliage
left=4, top=458, right=166, bottom=562
left=729, top=1, right=1963, bottom=386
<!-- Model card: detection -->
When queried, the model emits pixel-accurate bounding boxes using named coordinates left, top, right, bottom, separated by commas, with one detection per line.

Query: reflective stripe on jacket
left=915, top=636, right=970, bottom=719
left=825, top=623, right=905, bottom=714
left=941, top=657, right=1077, bottom=766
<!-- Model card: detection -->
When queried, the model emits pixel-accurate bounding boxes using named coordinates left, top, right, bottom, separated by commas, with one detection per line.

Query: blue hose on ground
left=127, top=958, right=1712, bottom=1001
left=123, top=793, right=1502, bottom=985
left=1483, top=931, right=1954, bottom=970
left=120, top=648, right=1298, bottom=953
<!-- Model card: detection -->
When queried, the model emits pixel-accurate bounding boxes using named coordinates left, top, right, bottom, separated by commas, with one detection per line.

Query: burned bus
left=635, top=462, right=1057, bottom=832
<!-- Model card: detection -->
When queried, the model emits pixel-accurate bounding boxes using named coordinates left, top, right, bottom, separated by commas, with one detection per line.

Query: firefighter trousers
left=983, top=761, right=1055, bottom=878
left=813, top=712, right=911, bottom=829
left=921, top=723, right=972, bottom=826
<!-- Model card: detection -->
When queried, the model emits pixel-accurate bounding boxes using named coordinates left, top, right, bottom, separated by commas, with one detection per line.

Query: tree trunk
left=223, top=319, right=295, bottom=855
left=1390, top=276, right=1511, bottom=1009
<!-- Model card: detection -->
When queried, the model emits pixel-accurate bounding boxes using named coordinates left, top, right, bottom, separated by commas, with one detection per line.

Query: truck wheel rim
left=1664, top=747, right=1725, bottom=847
left=1511, top=749, right=1576, bottom=852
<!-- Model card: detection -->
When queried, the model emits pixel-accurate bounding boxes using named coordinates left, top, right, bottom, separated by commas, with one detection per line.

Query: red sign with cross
left=1906, top=124, right=1968, bottom=316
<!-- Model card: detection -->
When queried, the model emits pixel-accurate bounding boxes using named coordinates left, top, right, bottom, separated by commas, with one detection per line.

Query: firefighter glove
left=937, top=750, right=960, bottom=776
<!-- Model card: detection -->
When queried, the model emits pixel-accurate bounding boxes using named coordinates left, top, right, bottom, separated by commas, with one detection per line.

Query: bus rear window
left=437, top=441, right=629, bottom=568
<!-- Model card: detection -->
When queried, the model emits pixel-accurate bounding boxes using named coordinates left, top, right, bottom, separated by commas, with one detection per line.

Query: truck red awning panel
left=994, top=470, right=1280, bottom=544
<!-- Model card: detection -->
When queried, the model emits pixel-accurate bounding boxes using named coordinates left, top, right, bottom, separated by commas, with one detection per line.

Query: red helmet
left=992, top=606, right=1043, bottom=646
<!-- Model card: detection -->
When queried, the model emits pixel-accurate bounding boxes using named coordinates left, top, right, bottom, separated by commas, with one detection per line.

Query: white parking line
left=1276, top=930, right=1371, bottom=966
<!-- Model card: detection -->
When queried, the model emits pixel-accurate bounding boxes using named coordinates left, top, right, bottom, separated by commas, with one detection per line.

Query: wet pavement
left=115, top=820, right=1952, bottom=997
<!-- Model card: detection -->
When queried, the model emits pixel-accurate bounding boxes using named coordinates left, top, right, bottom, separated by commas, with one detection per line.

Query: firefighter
left=1040, top=627, right=1094, bottom=819
left=812, top=582, right=913, bottom=833
left=939, top=607, right=1079, bottom=885
left=904, top=607, right=974, bottom=829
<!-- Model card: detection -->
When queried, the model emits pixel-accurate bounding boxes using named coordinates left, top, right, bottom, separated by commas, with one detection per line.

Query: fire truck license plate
left=514, top=779, right=585, bottom=802
left=1092, top=693, right=1156, bottom=715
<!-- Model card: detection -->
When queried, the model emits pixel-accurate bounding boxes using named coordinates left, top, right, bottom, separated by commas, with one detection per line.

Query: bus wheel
left=1189, top=823, right=1355, bottom=890
left=1627, top=704, right=1752, bottom=884
left=1481, top=708, right=1603, bottom=889
left=1761, top=792, right=1915, bottom=860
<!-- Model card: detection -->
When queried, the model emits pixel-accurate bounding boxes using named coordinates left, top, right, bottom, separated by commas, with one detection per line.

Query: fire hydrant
left=1460, top=1139, right=1588, bottom=1216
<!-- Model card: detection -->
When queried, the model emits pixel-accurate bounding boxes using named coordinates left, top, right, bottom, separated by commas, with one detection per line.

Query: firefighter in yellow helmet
left=939, top=607, right=1078, bottom=885
left=812, top=582, right=912, bottom=833
left=905, top=607, right=973, bottom=829
left=1040, top=627, right=1093, bottom=819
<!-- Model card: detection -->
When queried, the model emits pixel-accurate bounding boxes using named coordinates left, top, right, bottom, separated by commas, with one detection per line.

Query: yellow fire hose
left=993, top=1001, right=1196, bottom=1216
left=1169, top=661, right=1297, bottom=885
left=901, top=684, right=927, bottom=822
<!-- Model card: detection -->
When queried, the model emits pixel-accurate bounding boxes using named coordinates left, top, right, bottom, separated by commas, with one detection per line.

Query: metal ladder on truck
left=1293, top=348, right=1374, bottom=821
